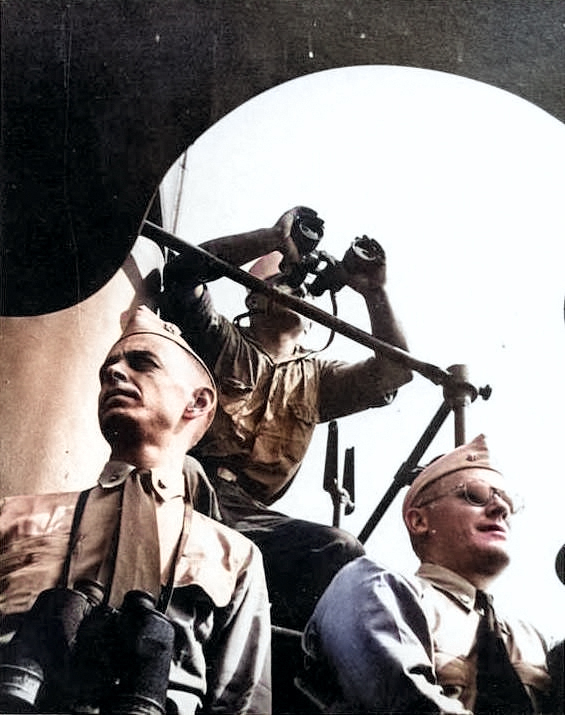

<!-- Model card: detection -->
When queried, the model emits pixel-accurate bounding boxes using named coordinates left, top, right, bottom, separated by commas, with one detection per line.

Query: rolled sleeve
left=318, top=356, right=404, bottom=422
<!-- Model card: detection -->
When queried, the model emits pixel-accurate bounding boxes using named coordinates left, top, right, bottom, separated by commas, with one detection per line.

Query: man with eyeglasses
left=302, top=434, right=563, bottom=713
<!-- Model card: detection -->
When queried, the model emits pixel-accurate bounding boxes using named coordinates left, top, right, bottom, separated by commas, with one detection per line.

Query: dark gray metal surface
left=2, top=0, right=564, bottom=315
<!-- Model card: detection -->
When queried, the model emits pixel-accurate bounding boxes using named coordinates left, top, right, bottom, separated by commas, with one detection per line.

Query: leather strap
left=65, top=485, right=122, bottom=599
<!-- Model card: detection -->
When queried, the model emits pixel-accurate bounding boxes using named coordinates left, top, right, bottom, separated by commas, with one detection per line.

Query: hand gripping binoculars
left=284, top=231, right=386, bottom=297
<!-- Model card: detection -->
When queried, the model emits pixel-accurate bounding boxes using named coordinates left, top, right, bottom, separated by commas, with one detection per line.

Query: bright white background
left=160, top=66, right=565, bottom=639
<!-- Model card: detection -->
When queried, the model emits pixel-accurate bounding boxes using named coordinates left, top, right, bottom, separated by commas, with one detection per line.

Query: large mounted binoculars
left=285, top=233, right=386, bottom=297
left=281, top=208, right=386, bottom=297
left=0, top=584, right=175, bottom=715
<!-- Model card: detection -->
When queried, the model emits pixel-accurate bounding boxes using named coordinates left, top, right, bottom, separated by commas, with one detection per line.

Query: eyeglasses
left=415, top=478, right=523, bottom=515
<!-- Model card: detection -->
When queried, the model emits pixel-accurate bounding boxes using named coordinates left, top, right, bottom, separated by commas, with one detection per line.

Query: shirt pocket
left=436, top=654, right=474, bottom=708
left=288, top=400, right=318, bottom=426
left=279, top=400, right=318, bottom=464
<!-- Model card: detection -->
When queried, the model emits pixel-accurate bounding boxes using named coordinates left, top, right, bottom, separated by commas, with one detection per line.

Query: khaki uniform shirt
left=416, top=563, right=552, bottom=712
left=177, top=288, right=409, bottom=502
left=304, top=557, right=556, bottom=714
left=0, top=460, right=271, bottom=714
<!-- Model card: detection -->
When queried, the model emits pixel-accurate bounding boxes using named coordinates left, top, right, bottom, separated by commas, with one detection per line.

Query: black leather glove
left=342, top=235, right=386, bottom=271
left=291, top=207, right=324, bottom=255
left=163, top=249, right=224, bottom=289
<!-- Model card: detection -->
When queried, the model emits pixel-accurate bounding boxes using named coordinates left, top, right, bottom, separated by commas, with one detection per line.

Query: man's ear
left=183, top=387, right=216, bottom=419
left=404, top=507, right=430, bottom=537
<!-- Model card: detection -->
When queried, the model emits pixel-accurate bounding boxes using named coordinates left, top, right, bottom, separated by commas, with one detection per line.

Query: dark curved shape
left=2, top=0, right=564, bottom=315
left=556, top=543, right=565, bottom=586
left=1, top=0, right=216, bottom=315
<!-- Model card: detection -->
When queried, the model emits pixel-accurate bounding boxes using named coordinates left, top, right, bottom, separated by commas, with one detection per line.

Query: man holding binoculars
left=161, top=206, right=412, bottom=632
left=0, top=306, right=271, bottom=714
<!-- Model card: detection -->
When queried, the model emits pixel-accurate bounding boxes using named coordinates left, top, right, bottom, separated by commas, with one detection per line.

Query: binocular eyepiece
left=0, top=585, right=175, bottom=715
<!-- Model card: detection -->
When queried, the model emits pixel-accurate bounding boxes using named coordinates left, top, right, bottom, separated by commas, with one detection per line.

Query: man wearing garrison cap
left=161, top=206, right=412, bottom=632
left=0, top=306, right=271, bottom=714
left=303, top=435, right=563, bottom=714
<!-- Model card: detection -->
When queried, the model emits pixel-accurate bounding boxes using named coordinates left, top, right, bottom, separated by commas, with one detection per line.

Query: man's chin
left=480, top=546, right=511, bottom=577
left=100, top=422, right=120, bottom=446
left=99, top=413, right=138, bottom=445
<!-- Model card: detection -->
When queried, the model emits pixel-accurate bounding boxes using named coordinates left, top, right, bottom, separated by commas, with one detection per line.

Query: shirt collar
left=417, top=562, right=479, bottom=612
left=241, top=328, right=314, bottom=364
left=98, top=460, right=185, bottom=501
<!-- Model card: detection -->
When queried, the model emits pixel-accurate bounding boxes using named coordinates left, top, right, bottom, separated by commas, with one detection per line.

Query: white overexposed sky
left=160, top=65, right=565, bottom=639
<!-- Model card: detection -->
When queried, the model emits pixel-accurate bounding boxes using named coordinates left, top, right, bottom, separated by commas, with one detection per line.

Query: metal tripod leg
left=357, top=400, right=452, bottom=544
left=357, top=365, right=491, bottom=545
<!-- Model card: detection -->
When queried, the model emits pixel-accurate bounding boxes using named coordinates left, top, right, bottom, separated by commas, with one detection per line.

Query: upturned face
left=247, top=274, right=307, bottom=330
left=98, top=333, right=196, bottom=448
left=407, top=468, right=516, bottom=586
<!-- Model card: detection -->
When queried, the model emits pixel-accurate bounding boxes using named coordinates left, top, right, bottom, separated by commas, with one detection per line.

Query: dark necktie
left=108, top=470, right=161, bottom=608
left=473, top=590, right=533, bottom=715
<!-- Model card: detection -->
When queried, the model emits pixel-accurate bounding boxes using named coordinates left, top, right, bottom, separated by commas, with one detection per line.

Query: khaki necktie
left=107, top=470, right=161, bottom=608
left=473, top=590, right=533, bottom=715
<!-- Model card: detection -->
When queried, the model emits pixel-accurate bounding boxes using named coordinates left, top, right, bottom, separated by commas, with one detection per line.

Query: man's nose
left=486, top=492, right=510, bottom=519
left=106, top=363, right=128, bottom=384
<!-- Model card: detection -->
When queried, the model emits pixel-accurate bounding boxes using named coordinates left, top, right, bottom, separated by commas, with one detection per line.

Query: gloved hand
left=291, top=206, right=325, bottom=255
left=163, top=248, right=224, bottom=289
left=275, top=206, right=324, bottom=274
left=341, top=235, right=387, bottom=294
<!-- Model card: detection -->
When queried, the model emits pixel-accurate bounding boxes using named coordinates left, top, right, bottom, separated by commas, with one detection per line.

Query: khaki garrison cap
left=402, top=434, right=503, bottom=518
left=114, top=305, right=215, bottom=386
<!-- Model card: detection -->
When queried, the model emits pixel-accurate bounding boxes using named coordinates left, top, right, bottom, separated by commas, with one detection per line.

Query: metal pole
left=357, top=365, right=492, bottom=543
left=322, top=421, right=341, bottom=528
left=443, top=364, right=487, bottom=446
left=144, top=223, right=493, bottom=539
left=143, top=222, right=471, bottom=392
left=357, top=399, right=452, bottom=544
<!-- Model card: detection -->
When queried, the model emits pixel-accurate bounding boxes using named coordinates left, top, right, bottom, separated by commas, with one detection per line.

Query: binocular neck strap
left=59, top=486, right=93, bottom=590
left=61, top=485, right=122, bottom=596
left=61, top=473, right=160, bottom=609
